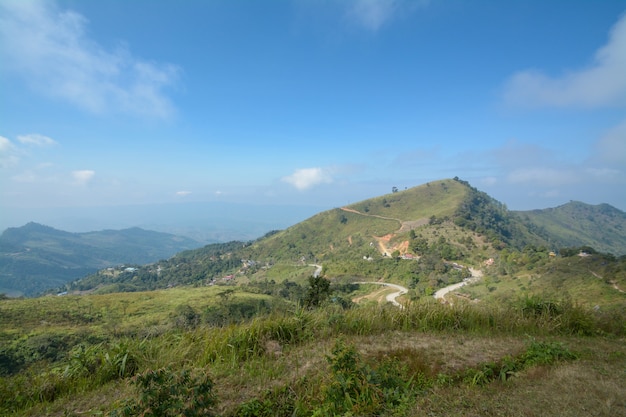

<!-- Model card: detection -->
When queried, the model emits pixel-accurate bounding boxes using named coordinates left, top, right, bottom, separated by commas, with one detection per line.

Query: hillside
left=66, top=179, right=479, bottom=294
left=0, top=223, right=201, bottom=297
left=515, top=201, right=626, bottom=255
left=64, top=178, right=626, bottom=297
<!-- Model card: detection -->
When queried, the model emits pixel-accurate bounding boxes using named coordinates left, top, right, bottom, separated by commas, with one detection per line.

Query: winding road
left=355, top=281, right=408, bottom=309
left=434, top=268, right=483, bottom=302
left=312, top=262, right=483, bottom=308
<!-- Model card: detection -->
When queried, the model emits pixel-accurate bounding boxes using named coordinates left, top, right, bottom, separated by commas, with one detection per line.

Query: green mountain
left=514, top=201, right=626, bottom=255
left=59, top=178, right=626, bottom=297
left=0, top=222, right=201, bottom=296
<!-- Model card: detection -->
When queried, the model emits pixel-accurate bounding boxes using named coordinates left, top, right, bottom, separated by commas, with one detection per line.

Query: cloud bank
left=0, top=0, right=180, bottom=119
left=503, top=13, right=626, bottom=108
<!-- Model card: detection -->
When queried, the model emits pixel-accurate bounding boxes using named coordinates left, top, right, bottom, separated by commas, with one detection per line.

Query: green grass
left=349, top=179, right=468, bottom=221
left=460, top=255, right=626, bottom=311
left=2, top=288, right=625, bottom=416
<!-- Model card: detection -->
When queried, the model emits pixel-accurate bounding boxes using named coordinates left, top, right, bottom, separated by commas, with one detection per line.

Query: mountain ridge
left=0, top=223, right=202, bottom=296
left=62, top=179, right=626, bottom=296
left=514, top=200, right=626, bottom=255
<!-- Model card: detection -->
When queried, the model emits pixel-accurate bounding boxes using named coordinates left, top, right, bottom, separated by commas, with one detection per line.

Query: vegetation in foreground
left=1, top=286, right=624, bottom=416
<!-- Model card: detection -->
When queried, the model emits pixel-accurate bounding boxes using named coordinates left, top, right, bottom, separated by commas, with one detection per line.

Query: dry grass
left=17, top=382, right=133, bottom=417
left=412, top=337, right=626, bottom=417
left=8, top=331, right=625, bottom=416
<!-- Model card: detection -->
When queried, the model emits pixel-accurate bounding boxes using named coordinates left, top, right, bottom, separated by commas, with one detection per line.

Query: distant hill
left=0, top=223, right=201, bottom=296
left=515, top=201, right=626, bottom=256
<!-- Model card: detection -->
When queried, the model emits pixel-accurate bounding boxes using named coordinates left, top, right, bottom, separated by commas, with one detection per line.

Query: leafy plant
left=315, top=339, right=414, bottom=416
left=110, top=367, right=216, bottom=417
left=462, top=339, right=577, bottom=386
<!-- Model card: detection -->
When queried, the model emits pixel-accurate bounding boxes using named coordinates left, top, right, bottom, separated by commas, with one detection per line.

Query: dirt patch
left=352, top=286, right=390, bottom=304
left=356, top=332, right=525, bottom=373
left=395, top=240, right=409, bottom=254
left=398, top=218, right=429, bottom=233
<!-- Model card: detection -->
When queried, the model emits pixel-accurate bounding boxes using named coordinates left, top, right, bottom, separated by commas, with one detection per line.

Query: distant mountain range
left=0, top=223, right=202, bottom=296
left=0, top=202, right=326, bottom=243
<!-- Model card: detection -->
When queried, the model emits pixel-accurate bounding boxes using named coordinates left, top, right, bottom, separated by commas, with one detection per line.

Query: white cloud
left=0, top=0, right=179, bottom=119
left=176, top=190, right=192, bottom=196
left=0, top=136, right=15, bottom=153
left=347, top=0, right=429, bottom=31
left=595, top=119, right=626, bottom=164
left=282, top=167, right=334, bottom=190
left=17, top=133, right=57, bottom=147
left=0, top=136, right=19, bottom=168
left=503, top=13, right=626, bottom=108
left=72, top=169, right=95, bottom=186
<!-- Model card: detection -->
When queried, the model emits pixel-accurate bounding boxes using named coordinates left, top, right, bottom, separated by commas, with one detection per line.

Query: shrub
left=109, top=367, right=216, bottom=417
left=461, top=339, right=577, bottom=386
left=315, top=339, right=414, bottom=416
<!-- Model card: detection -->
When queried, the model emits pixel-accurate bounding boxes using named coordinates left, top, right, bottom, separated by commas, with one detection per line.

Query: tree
left=392, top=186, right=398, bottom=193
left=303, top=276, right=331, bottom=308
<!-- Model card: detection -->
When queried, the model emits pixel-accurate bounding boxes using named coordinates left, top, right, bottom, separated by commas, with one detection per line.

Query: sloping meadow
left=1, top=291, right=624, bottom=416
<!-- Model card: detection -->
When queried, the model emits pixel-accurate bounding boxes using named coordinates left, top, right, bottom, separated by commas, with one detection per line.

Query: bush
left=462, top=339, right=577, bottom=386
left=110, top=367, right=216, bottom=417
left=315, top=339, right=414, bottom=416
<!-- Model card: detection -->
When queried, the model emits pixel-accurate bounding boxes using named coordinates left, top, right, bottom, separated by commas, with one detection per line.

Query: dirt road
left=355, top=281, right=408, bottom=309
left=434, top=268, right=483, bottom=302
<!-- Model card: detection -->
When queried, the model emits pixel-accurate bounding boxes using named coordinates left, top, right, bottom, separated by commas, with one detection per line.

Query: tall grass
left=1, top=298, right=623, bottom=415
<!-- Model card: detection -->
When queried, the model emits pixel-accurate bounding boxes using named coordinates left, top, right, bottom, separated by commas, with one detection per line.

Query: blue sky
left=1, top=0, right=626, bottom=231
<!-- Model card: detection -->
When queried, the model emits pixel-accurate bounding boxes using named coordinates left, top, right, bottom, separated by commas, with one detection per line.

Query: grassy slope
left=2, top=293, right=624, bottom=416
left=0, top=286, right=270, bottom=338
left=516, top=201, right=626, bottom=255
left=348, top=179, right=468, bottom=221
left=456, top=254, right=626, bottom=311
left=241, top=179, right=469, bottom=266
left=19, top=335, right=626, bottom=417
